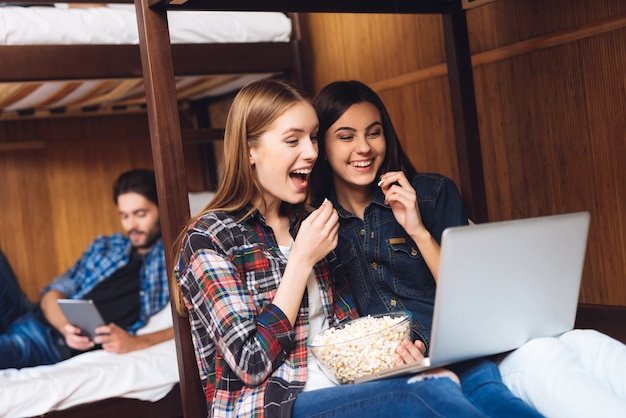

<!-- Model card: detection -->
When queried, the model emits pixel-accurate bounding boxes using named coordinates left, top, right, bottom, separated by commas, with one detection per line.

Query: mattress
left=0, top=4, right=291, bottom=45
left=0, top=4, right=292, bottom=117
left=0, top=303, right=179, bottom=418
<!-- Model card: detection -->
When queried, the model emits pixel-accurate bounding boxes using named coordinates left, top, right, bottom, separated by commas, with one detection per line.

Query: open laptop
left=355, top=211, right=590, bottom=383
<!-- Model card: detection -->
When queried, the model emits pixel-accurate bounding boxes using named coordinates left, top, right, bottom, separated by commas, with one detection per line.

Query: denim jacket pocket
left=388, top=239, right=434, bottom=298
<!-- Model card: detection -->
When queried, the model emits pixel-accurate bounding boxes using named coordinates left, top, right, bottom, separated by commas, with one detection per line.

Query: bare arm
left=40, top=289, right=71, bottom=334
left=42, top=287, right=174, bottom=353
left=40, top=289, right=99, bottom=351
left=93, top=325, right=174, bottom=354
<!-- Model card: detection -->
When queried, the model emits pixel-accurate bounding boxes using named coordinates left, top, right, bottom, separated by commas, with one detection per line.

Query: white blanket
left=0, top=4, right=291, bottom=45
left=0, top=303, right=179, bottom=418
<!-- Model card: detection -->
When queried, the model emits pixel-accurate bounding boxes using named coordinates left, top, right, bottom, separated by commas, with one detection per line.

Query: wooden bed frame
left=132, top=2, right=626, bottom=416
left=0, top=2, right=302, bottom=417
left=575, top=304, right=626, bottom=346
left=6, top=2, right=622, bottom=417
left=131, top=0, right=487, bottom=416
left=2, top=4, right=482, bottom=415
left=42, top=383, right=183, bottom=418
left=7, top=1, right=487, bottom=415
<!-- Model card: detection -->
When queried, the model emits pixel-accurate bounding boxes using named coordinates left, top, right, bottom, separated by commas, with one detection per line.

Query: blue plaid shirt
left=42, top=233, right=168, bottom=334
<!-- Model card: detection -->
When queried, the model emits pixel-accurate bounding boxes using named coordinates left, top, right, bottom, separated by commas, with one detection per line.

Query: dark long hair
left=309, top=80, right=417, bottom=201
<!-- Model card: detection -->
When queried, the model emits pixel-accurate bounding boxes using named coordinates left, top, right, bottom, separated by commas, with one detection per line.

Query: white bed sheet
left=0, top=303, right=179, bottom=418
left=0, top=4, right=291, bottom=45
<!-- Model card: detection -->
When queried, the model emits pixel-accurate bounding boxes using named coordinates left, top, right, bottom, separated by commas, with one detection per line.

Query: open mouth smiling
left=289, top=168, right=312, bottom=188
left=290, top=168, right=312, bottom=179
left=349, top=160, right=373, bottom=168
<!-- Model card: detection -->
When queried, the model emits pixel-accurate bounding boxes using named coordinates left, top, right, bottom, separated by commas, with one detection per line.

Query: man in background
left=0, top=169, right=172, bottom=369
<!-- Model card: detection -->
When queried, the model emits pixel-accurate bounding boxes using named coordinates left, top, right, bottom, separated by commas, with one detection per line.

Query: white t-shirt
left=278, top=242, right=336, bottom=391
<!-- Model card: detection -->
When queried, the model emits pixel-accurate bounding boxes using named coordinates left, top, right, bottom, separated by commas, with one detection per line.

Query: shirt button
left=390, top=299, right=397, bottom=306
left=360, top=229, right=365, bottom=236
left=371, top=262, right=378, bottom=270
left=370, top=232, right=375, bottom=239
left=411, top=247, right=418, bottom=256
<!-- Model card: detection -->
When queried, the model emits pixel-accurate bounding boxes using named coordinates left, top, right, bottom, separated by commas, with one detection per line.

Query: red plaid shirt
left=175, top=206, right=357, bottom=418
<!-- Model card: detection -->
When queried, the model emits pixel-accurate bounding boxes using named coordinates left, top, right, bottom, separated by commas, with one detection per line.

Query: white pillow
left=188, top=191, right=215, bottom=216
left=136, top=303, right=173, bottom=335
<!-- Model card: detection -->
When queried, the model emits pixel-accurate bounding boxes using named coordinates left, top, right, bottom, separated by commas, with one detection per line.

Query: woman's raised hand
left=379, top=171, right=442, bottom=280
left=378, top=171, right=424, bottom=237
left=293, top=199, right=339, bottom=266
left=274, top=199, right=339, bottom=325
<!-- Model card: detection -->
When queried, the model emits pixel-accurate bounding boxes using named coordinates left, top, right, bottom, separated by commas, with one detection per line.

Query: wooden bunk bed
left=0, top=4, right=301, bottom=119
left=131, top=0, right=487, bottom=417
left=132, top=2, right=626, bottom=417
left=3, top=2, right=623, bottom=418
left=0, top=2, right=302, bottom=417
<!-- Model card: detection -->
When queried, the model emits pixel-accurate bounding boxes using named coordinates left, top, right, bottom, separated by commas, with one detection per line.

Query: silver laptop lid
left=428, top=211, right=590, bottom=365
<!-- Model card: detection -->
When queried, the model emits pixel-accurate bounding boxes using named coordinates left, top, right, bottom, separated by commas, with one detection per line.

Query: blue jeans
left=453, top=359, right=544, bottom=417
left=293, top=375, right=489, bottom=418
left=0, top=250, right=64, bottom=369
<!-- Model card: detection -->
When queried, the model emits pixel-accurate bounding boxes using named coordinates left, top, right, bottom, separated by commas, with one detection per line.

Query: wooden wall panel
left=468, top=0, right=626, bottom=52
left=381, top=81, right=459, bottom=181
left=0, top=148, right=56, bottom=300
left=302, top=0, right=626, bottom=306
left=0, top=113, right=207, bottom=301
left=305, top=13, right=446, bottom=86
left=474, top=38, right=626, bottom=304
left=304, top=12, right=461, bottom=185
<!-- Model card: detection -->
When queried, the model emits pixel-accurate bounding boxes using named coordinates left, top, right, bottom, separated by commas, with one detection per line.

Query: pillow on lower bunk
left=137, top=302, right=174, bottom=335
left=188, top=191, right=215, bottom=216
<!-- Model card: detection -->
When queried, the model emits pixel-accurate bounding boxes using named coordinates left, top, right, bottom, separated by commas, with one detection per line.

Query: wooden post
left=134, top=0, right=207, bottom=416
left=442, top=8, right=489, bottom=223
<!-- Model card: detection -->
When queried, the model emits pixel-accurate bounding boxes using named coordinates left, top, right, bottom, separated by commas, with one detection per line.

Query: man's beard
left=129, top=229, right=161, bottom=251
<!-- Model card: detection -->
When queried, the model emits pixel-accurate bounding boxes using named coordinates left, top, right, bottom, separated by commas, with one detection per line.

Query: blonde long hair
left=171, top=78, right=309, bottom=314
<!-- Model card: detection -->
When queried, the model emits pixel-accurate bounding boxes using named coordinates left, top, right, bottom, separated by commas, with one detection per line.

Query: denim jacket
left=330, top=173, right=468, bottom=351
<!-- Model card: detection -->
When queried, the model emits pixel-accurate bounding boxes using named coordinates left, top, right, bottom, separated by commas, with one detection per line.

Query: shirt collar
left=240, top=204, right=306, bottom=231
left=328, top=187, right=389, bottom=220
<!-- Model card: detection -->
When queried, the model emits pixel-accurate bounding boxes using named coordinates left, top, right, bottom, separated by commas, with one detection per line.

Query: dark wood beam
left=442, top=9, right=489, bottom=223
left=134, top=0, right=207, bottom=417
left=0, top=43, right=292, bottom=82
left=575, top=304, right=626, bottom=345
left=153, top=0, right=459, bottom=14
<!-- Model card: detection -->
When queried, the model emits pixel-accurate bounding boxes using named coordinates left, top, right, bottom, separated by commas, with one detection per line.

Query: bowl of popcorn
left=307, top=311, right=412, bottom=384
